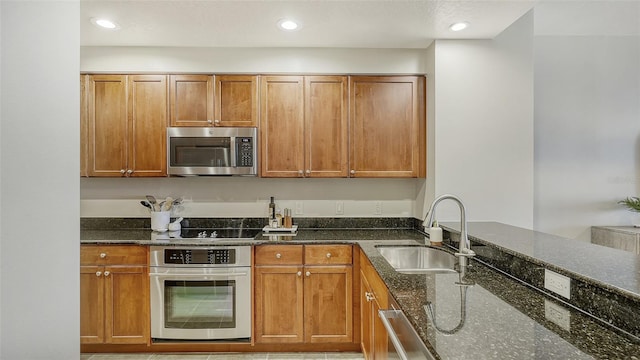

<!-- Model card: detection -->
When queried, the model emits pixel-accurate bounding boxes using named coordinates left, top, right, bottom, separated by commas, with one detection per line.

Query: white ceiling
left=80, top=0, right=536, bottom=48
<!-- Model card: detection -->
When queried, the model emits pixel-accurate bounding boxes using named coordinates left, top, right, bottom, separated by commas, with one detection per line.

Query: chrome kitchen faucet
left=423, top=194, right=476, bottom=269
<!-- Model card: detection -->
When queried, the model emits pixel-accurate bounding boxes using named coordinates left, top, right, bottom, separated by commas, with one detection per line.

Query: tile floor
left=81, top=352, right=364, bottom=360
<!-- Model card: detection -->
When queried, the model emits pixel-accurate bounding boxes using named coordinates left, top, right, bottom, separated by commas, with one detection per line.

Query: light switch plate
left=336, top=201, right=344, bottom=215
left=544, top=269, right=571, bottom=299
left=295, top=201, right=304, bottom=215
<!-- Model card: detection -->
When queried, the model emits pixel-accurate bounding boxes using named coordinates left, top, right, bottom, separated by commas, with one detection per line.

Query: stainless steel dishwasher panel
left=379, top=297, right=436, bottom=360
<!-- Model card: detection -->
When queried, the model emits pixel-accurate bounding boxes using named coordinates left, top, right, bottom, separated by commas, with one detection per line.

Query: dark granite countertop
left=80, top=223, right=640, bottom=359
left=440, top=222, right=640, bottom=299
left=359, top=241, right=640, bottom=359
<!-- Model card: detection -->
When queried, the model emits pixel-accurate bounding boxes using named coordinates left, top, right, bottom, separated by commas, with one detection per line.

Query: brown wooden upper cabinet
left=80, top=75, right=88, bottom=177
left=349, top=76, right=426, bottom=178
left=169, top=74, right=258, bottom=127
left=169, top=74, right=214, bottom=127
left=260, top=75, right=348, bottom=177
left=86, top=74, right=168, bottom=177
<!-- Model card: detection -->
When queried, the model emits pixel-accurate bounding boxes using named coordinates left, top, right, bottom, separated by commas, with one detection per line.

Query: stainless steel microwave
left=167, top=127, right=257, bottom=176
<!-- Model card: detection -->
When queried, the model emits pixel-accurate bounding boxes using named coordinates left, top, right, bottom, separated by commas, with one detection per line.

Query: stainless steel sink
left=377, top=246, right=458, bottom=274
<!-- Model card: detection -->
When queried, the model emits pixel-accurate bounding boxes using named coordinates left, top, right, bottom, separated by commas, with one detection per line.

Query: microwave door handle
left=230, top=136, right=237, bottom=167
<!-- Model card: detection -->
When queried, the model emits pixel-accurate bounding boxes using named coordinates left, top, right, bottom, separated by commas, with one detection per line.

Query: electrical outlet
left=336, top=201, right=344, bottom=215
left=545, top=300, right=571, bottom=332
left=544, top=269, right=571, bottom=299
left=374, top=201, right=382, bottom=215
left=295, top=201, right=304, bottom=215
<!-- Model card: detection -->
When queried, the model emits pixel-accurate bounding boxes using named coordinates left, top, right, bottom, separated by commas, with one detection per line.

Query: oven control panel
left=164, top=248, right=236, bottom=265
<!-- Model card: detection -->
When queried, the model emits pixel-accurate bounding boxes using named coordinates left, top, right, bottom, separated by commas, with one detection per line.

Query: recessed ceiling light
left=277, top=19, right=299, bottom=31
left=90, top=17, right=120, bottom=30
left=449, top=22, right=469, bottom=32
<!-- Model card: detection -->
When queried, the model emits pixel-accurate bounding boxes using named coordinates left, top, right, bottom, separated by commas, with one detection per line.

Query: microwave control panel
left=236, top=137, right=254, bottom=167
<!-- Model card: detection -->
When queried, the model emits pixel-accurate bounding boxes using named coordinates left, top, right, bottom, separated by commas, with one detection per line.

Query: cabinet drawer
left=305, top=245, right=352, bottom=265
left=81, top=245, right=148, bottom=265
left=255, top=245, right=303, bottom=265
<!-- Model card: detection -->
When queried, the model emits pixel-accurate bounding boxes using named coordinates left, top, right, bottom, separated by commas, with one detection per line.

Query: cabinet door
left=304, top=265, right=353, bottom=343
left=349, top=76, right=423, bottom=178
left=87, top=75, right=127, bottom=177
left=260, top=76, right=305, bottom=177
left=215, top=75, right=258, bottom=127
left=254, top=266, right=304, bottom=343
left=360, top=270, right=374, bottom=359
left=305, top=76, right=348, bottom=177
left=169, top=74, right=214, bottom=127
left=372, top=297, right=389, bottom=359
left=80, top=75, right=88, bottom=177
left=127, top=75, right=168, bottom=177
left=104, top=265, right=150, bottom=344
left=80, top=266, right=105, bottom=344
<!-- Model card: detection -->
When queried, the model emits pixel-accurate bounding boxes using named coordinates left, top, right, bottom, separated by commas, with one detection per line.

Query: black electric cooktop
left=174, top=228, right=261, bottom=240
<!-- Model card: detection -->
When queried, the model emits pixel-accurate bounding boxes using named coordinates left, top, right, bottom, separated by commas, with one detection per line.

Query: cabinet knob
left=350, top=170, right=356, bottom=175
left=207, top=120, right=213, bottom=124
left=95, top=271, right=102, bottom=277
left=305, top=271, right=311, bottom=277
left=126, top=169, right=133, bottom=175
left=276, top=253, right=282, bottom=259
left=297, top=271, right=302, bottom=277
left=326, top=253, right=332, bottom=258
left=120, top=169, right=125, bottom=174
left=214, top=119, right=220, bottom=124
left=305, top=169, right=311, bottom=175
left=100, top=253, right=107, bottom=258
left=298, top=170, right=303, bottom=176
left=103, top=271, right=110, bottom=277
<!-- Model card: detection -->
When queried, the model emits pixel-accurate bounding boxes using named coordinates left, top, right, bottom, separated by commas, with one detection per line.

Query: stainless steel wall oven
left=150, top=246, right=251, bottom=341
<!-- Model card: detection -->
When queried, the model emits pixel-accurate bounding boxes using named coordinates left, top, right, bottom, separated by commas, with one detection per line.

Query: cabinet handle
left=276, top=253, right=282, bottom=259
left=326, top=253, right=332, bottom=258
left=297, top=271, right=302, bottom=277
left=95, top=271, right=102, bottom=277
left=103, top=271, right=110, bottom=277
left=305, top=271, right=311, bottom=277
left=365, top=292, right=375, bottom=302
left=100, top=253, right=107, bottom=258
left=350, top=170, right=356, bottom=175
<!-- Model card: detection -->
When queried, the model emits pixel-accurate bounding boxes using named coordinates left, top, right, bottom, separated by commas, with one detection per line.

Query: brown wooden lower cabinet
left=80, top=245, right=150, bottom=345
left=360, top=251, right=389, bottom=359
left=254, top=244, right=354, bottom=344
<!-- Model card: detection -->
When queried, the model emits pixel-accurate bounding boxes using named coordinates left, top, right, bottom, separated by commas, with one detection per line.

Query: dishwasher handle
left=379, top=309, right=437, bottom=360
left=379, top=309, right=411, bottom=360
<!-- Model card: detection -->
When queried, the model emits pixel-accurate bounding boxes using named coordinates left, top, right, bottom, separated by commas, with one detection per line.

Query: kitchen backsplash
left=80, top=217, right=423, bottom=230
left=80, top=177, right=428, bottom=218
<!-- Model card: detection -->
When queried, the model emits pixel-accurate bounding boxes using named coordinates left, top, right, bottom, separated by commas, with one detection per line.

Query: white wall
left=429, top=11, right=535, bottom=229
left=80, top=46, right=429, bottom=219
left=81, top=177, right=419, bottom=218
left=81, top=46, right=429, bottom=74
left=1, top=1, right=80, bottom=359
left=533, top=2, right=640, bottom=240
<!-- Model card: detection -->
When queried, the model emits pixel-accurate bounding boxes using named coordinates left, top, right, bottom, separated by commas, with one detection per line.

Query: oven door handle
left=149, top=272, right=249, bottom=278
